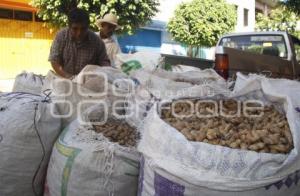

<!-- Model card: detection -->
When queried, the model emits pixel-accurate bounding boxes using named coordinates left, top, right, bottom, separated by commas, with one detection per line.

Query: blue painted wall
left=118, top=28, right=162, bottom=53
left=117, top=20, right=167, bottom=53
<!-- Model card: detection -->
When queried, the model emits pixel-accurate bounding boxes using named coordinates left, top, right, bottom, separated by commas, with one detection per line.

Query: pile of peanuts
left=161, top=99, right=293, bottom=154
left=93, top=119, right=139, bottom=147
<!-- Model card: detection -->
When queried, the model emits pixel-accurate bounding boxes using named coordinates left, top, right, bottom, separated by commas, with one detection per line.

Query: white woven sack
left=138, top=78, right=300, bottom=196
left=0, top=92, right=61, bottom=196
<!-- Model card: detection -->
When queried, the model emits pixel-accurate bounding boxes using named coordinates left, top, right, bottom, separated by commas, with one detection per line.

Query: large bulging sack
left=74, top=65, right=129, bottom=85
left=0, top=92, right=61, bottom=196
left=138, top=78, right=300, bottom=196
left=126, top=68, right=229, bottom=127
left=42, top=67, right=134, bottom=129
left=45, top=105, right=140, bottom=196
left=129, top=68, right=228, bottom=99
left=171, top=64, right=202, bottom=73
left=13, top=72, right=45, bottom=94
left=146, top=68, right=227, bottom=86
left=115, top=52, right=162, bottom=73
left=233, top=73, right=300, bottom=103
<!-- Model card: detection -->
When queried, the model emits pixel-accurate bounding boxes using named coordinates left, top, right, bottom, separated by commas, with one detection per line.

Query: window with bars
left=14, top=10, right=33, bottom=21
left=0, top=8, right=13, bottom=19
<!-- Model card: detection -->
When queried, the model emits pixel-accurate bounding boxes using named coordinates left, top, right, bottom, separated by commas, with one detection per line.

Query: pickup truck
left=214, top=32, right=300, bottom=80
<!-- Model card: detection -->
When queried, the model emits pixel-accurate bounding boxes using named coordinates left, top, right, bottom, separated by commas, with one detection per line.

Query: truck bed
left=217, top=47, right=294, bottom=79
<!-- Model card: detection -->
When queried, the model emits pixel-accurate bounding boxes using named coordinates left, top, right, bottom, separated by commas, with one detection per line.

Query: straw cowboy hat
left=96, top=13, right=121, bottom=30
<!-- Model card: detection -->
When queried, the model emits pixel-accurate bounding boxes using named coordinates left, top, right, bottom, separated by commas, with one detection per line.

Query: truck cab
left=214, top=32, right=300, bottom=80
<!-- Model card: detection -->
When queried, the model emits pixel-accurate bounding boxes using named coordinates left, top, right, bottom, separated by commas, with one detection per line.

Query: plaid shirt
left=49, top=28, right=111, bottom=75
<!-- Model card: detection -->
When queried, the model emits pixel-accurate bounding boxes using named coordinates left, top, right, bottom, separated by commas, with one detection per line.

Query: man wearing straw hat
left=96, top=13, right=121, bottom=67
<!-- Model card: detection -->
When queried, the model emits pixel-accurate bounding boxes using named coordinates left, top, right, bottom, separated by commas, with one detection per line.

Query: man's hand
left=51, top=62, right=73, bottom=79
left=64, top=72, right=74, bottom=79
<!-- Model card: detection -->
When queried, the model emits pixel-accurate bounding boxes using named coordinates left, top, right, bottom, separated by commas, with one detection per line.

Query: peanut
left=206, top=129, right=218, bottom=140
left=93, top=119, right=139, bottom=147
left=161, top=99, right=293, bottom=154
left=248, top=142, right=265, bottom=151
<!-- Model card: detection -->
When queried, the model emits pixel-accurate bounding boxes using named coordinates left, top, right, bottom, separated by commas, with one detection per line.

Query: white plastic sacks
left=171, top=64, right=202, bottom=73
left=115, top=52, right=162, bottom=74
left=137, top=77, right=300, bottom=196
left=126, top=68, right=229, bottom=126
left=45, top=105, right=140, bottom=196
left=130, top=68, right=227, bottom=99
left=13, top=72, right=45, bottom=94
left=42, top=66, right=134, bottom=129
left=0, top=92, right=61, bottom=196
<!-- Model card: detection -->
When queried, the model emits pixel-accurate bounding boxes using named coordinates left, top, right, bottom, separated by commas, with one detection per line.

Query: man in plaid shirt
left=49, top=8, right=111, bottom=78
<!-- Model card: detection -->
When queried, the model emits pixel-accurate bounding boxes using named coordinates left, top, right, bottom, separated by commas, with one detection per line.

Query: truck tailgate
left=220, top=47, right=293, bottom=78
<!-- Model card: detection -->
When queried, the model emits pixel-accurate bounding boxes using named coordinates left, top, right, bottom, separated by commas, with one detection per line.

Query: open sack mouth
left=159, top=98, right=293, bottom=154
left=92, top=118, right=140, bottom=148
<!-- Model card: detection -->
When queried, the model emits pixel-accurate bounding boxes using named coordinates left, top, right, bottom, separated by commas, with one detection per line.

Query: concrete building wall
left=121, top=0, right=280, bottom=59
left=154, top=0, right=257, bottom=33
left=151, top=0, right=191, bottom=56
left=226, top=0, right=256, bottom=32
left=152, top=0, right=258, bottom=58
left=0, top=0, right=55, bottom=91
left=153, top=0, right=190, bottom=22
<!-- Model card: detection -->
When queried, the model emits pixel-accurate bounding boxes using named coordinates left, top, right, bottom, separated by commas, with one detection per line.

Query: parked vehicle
left=162, top=54, right=214, bottom=69
left=214, top=32, right=300, bottom=80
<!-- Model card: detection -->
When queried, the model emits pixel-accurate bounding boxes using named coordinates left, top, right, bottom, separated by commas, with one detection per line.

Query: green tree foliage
left=167, top=0, right=236, bottom=57
left=30, top=0, right=159, bottom=34
left=256, top=6, right=300, bottom=38
left=282, top=0, right=300, bottom=16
